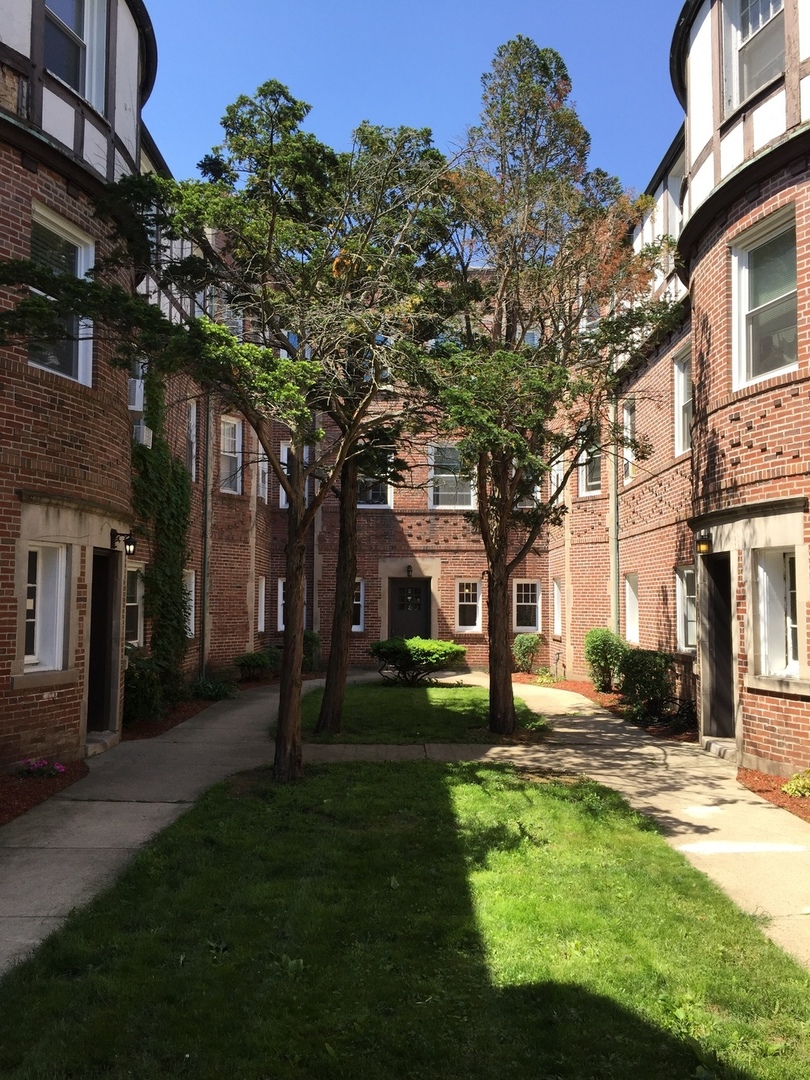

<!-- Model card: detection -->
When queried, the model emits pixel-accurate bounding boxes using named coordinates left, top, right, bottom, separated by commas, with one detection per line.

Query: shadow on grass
left=301, top=682, right=546, bottom=744
left=0, top=761, right=768, bottom=1079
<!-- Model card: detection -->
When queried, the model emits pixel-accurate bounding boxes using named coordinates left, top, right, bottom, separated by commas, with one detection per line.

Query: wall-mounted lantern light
left=695, top=532, right=712, bottom=556
left=111, top=529, right=137, bottom=557
left=406, top=564, right=413, bottom=578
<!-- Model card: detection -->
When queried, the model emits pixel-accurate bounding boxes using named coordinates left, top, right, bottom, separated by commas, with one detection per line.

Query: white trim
left=257, top=575, right=266, bottom=633
left=124, top=565, right=145, bottom=647
left=578, top=446, right=602, bottom=497
left=29, top=203, right=94, bottom=386
left=513, top=580, right=541, bottom=633
left=220, top=417, right=243, bottom=494
left=428, top=444, right=474, bottom=510
left=732, top=214, right=797, bottom=390
left=755, top=548, right=798, bottom=677
left=352, top=579, right=365, bottom=632
left=552, top=577, right=562, bottom=637
left=24, top=543, right=67, bottom=671
left=622, top=400, right=636, bottom=484
left=279, top=441, right=309, bottom=508
left=357, top=476, right=393, bottom=509
left=258, top=448, right=269, bottom=503
left=674, top=351, right=693, bottom=457
left=625, top=573, right=639, bottom=644
left=183, top=569, right=196, bottom=638
left=277, top=578, right=307, bottom=631
left=676, top=565, right=697, bottom=652
left=186, top=401, right=197, bottom=482
left=456, top=579, right=482, bottom=633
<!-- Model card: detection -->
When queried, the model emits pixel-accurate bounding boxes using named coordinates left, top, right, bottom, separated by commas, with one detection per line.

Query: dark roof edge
left=126, top=0, right=158, bottom=105
left=140, top=123, right=173, bottom=178
left=678, top=125, right=810, bottom=278
left=670, top=0, right=704, bottom=109
left=645, top=124, right=686, bottom=198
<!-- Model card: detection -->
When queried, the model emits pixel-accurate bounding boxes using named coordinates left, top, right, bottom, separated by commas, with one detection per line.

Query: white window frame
left=674, top=352, right=693, bottom=456
left=258, top=448, right=269, bottom=503
left=732, top=215, right=797, bottom=389
left=456, top=580, right=482, bottom=633
left=24, top=544, right=67, bottom=671
left=676, top=565, right=697, bottom=652
left=186, top=401, right=197, bottom=482
left=623, top=399, right=636, bottom=484
left=257, top=575, right=266, bottom=633
left=428, top=444, right=474, bottom=510
left=723, top=0, right=785, bottom=114
left=220, top=417, right=243, bottom=494
left=513, top=580, right=541, bottom=633
left=549, top=457, right=565, bottom=504
left=357, top=475, right=393, bottom=508
left=183, top=569, right=196, bottom=638
left=277, top=578, right=307, bottom=632
left=29, top=204, right=94, bottom=386
left=352, top=579, right=365, bottom=632
left=625, top=573, right=639, bottom=644
left=124, top=565, right=145, bottom=647
left=552, top=577, right=562, bottom=637
left=44, top=0, right=107, bottom=112
left=578, top=446, right=602, bottom=497
left=755, top=548, right=799, bottom=677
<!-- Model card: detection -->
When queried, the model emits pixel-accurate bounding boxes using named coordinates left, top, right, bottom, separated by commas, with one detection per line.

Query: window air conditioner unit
left=133, top=421, right=153, bottom=449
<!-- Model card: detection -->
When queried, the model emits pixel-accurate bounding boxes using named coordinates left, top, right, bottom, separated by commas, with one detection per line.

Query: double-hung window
left=277, top=579, right=308, bottom=631
left=186, top=402, right=197, bottom=481
left=734, top=219, right=797, bottom=386
left=430, top=445, right=473, bottom=509
left=456, top=581, right=481, bottom=632
left=513, top=581, right=540, bottom=633
left=623, top=400, right=636, bottom=484
left=220, top=418, right=243, bottom=494
left=25, top=545, right=67, bottom=671
left=676, top=566, right=697, bottom=651
left=552, top=578, right=563, bottom=637
left=674, top=354, right=693, bottom=455
left=358, top=476, right=391, bottom=508
left=183, top=569, right=196, bottom=638
left=124, top=567, right=144, bottom=647
left=279, top=442, right=309, bottom=508
left=44, top=0, right=107, bottom=111
left=257, top=448, right=269, bottom=503
left=579, top=447, right=601, bottom=496
left=257, top=576, right=266, bottom=633
left=352, top=581, right=365, bottom=632
left=549, top=457, right=565, bottom=504
left=756, top=549, right=799, bottom=677
left=29, top=209, right=94, bottom=384
left=724, top=0, right=785, bottom=112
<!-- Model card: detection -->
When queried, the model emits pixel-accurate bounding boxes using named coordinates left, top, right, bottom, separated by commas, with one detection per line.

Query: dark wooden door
left=389, top=578, right=431, bottom=638
left=87, top=549, right=115, bottom=732
left=704, top=553, right=735, bottom=738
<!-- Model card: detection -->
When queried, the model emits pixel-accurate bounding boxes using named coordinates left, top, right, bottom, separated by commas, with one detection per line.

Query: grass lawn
left=1, top=761, right=808, bottom=1079
left=301, top=682, right=548, bottom=743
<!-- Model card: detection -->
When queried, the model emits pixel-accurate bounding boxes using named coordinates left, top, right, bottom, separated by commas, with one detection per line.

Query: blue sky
left=143, top=1, right=685, bottom=194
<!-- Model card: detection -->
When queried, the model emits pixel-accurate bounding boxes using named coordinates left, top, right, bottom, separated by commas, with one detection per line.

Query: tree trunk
left=274, top=477, right=307, bottom=782
left=487, top=560, right=516, bottom=734
left=316, top=456, right=359, bottom=734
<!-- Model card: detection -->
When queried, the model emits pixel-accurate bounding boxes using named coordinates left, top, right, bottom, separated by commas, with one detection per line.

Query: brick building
left=2, top=0, right=810, bottom=780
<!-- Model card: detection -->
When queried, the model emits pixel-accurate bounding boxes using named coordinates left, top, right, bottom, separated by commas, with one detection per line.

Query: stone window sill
left=744, top=673, right=810, bottom=698
left=11, top=668, right=80, bottom=691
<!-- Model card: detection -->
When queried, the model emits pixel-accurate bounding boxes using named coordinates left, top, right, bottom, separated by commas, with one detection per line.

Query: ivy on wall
left=131, top=369, right=192, bottom=700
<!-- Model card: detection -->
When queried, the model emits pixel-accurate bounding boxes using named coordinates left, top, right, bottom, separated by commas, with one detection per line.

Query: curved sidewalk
left=1, top=673, right=809, bottom=976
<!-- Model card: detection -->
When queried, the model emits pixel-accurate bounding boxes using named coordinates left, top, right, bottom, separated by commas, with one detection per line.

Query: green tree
left=434, top=38, right=678, bottom=734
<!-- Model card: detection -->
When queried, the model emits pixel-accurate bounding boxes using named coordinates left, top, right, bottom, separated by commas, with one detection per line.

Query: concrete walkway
left=1, top=673, right=810, bottom=976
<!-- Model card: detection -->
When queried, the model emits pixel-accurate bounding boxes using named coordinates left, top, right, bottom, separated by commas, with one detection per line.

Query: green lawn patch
left=0, top=761, right=808, bottom=1079
left=301, top=682, right=549, bottom=743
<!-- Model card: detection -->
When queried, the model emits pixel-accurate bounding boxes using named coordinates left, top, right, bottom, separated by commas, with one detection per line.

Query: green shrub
left=188, top=675, right=238, bottom=701
left=618, top=648, right=674, bottom=722
left=123, top=647, right=164, bottom=725
left=782, top=770, right=810, bottom=798
left=534, top=667, right=555, bottom=687
left=370, top=637, right=467, bottom=685
left=512, top=633, right=542, bottom=673
left=583, top=628, right=628, bottom=691
left=302, top=630, right=321, bottom=673
left=233, top=649, right=282, bottom=681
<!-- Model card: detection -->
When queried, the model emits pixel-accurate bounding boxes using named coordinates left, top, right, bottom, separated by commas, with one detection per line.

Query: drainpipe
left=199, top=285, right=214, bottom=678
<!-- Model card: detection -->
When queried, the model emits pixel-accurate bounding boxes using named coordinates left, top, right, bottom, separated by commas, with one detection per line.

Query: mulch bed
left=737, top=767, right=810, bottom=825
left=0, top=761, right=89, bottom=828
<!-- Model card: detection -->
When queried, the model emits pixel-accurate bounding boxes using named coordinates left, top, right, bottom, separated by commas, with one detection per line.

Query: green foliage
left=370, top=637, right=467, bottom=685
left=232, top=649, right=282, bottom=681
left=782, top=770, right=810, bottom=798
left=131, top=380, right=191, bottom=704
left=583, top=628, right=628, bottom=692
left=512, top=633, right=542, bottom=673
left=302, top=631, right=320, bottom=674
left=534, top=667, right=555, bottom=687
left=122, top=646, right=165, bottom=725
left=618, top=648, right=675, bottom=722
left=188, top=675, right=238, bottom=701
